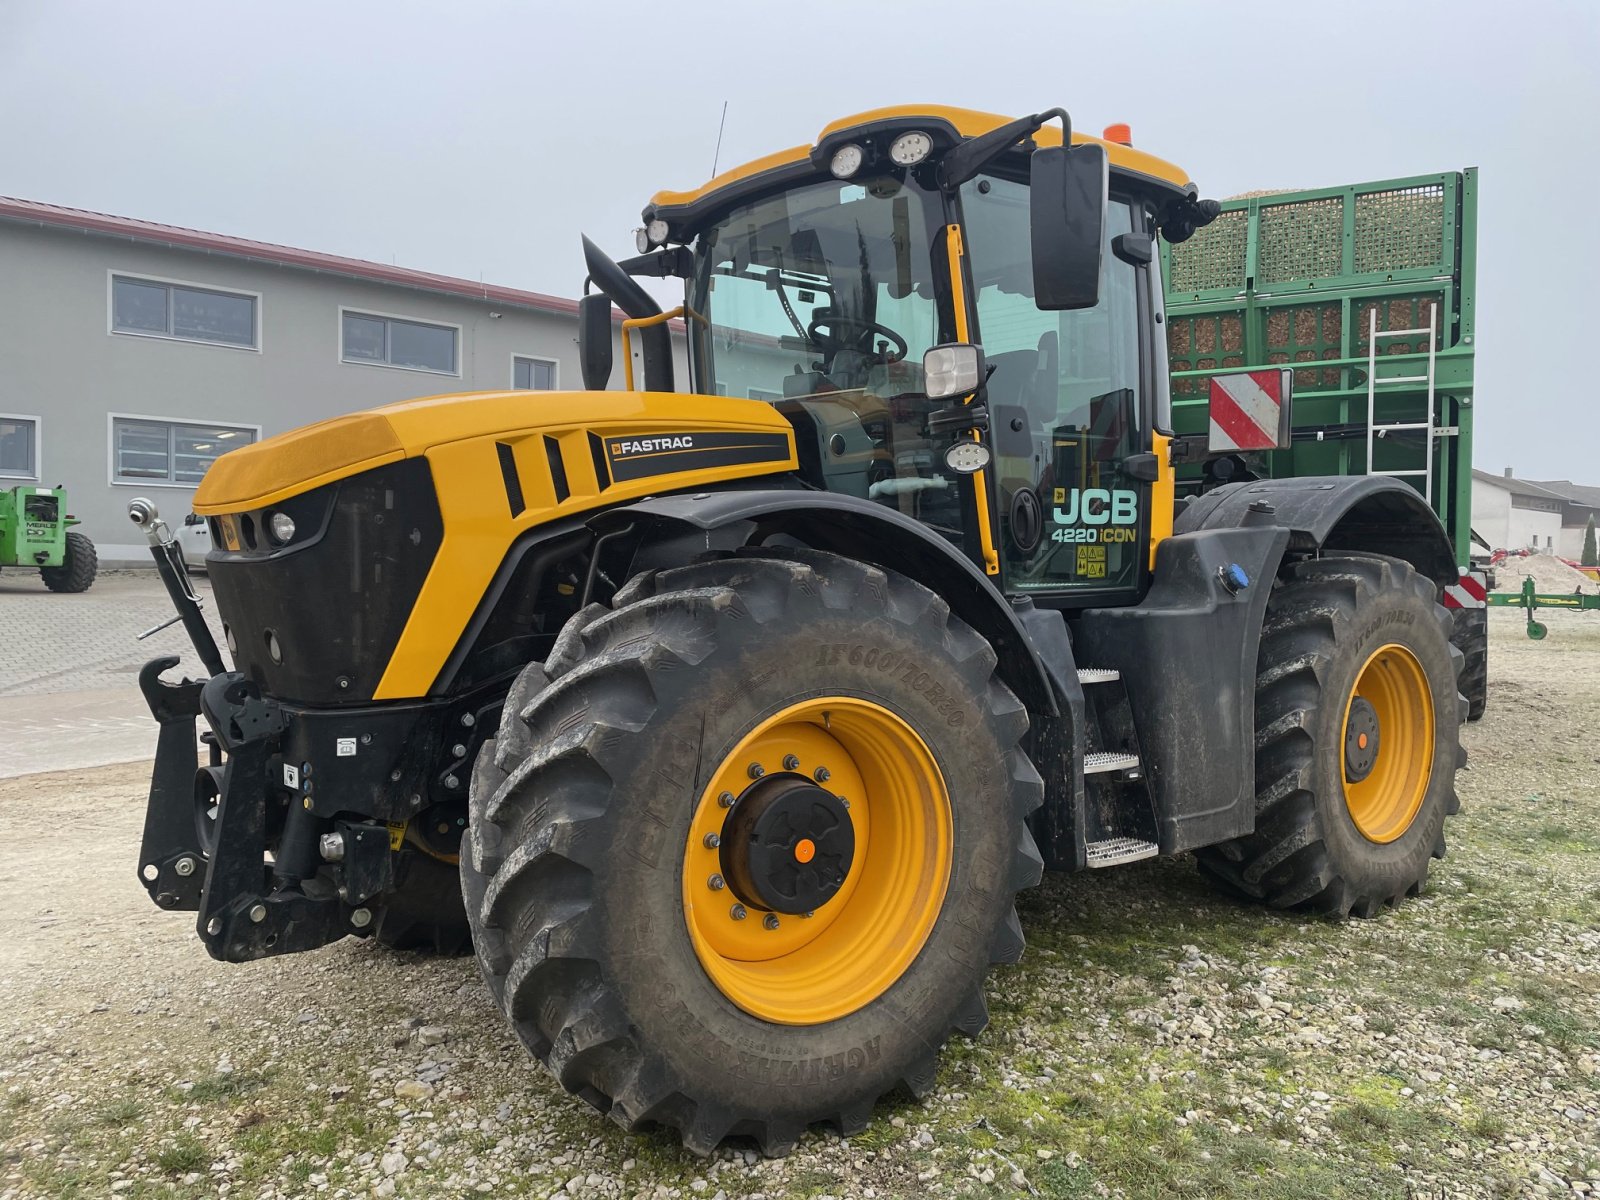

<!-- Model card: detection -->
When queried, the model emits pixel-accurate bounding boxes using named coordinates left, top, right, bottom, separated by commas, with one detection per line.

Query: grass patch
left=168, top=1069, right=268, bottom=1104
left=95, top=1097, right=143, bottom=1127
left=156, top=1132, right=208, bottom=1174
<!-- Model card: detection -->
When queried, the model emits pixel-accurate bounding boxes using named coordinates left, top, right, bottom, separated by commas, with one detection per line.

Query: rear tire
left=1452, top=605, right=1488, bottom=722
left=40, top=531, right=97, bottom=593
left=1197, top=554, right=1464, bottom=916
left=461, top=549, right=1043, bottom=1156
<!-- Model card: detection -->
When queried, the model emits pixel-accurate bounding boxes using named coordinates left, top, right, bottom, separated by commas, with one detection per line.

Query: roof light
left=1102, top=123, right=1132, bottom=146
left=634, top=227, right=650, bottom=254
left=830, top=144, right=864, bottom=179
left=889, top=130, right=933, bottom=167
left=646, top=218, right=670, bottom=246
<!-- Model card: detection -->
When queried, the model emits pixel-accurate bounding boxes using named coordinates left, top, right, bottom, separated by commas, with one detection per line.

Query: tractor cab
left=582, top=106, right=1236, bottom=604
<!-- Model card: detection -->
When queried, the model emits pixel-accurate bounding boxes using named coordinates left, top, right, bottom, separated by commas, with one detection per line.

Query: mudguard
left=1176, top=475, right=1457, bottom=588
left=588, top=489, right=1059, bottom=717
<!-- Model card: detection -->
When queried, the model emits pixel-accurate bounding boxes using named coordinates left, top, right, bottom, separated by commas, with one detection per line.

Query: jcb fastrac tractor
left=132, top=106, right=1465, bottom=1156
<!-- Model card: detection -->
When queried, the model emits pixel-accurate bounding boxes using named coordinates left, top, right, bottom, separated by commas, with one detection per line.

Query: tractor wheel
left=369, top=850, right=472, bottom=955
left=1197, top=554, right=1464, bottom=916
left=460, top=549, right=1043, bottom=1156
left=41, top=531, right=97, bottom=593
left=1452, top=605, right=1488, bottom=722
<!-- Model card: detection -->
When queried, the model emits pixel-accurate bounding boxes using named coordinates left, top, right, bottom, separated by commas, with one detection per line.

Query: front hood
left=192, top=389, right=791, bottom=515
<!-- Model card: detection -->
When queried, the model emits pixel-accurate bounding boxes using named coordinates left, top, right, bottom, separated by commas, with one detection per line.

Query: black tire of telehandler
left=1452, top=605, right=1488, bottom=722
left=40, top=531, right=98, bottom=593
left=459, top=548, right=1044, bottom=1157
left=369, top=850, right=473, bottom=955
left=1196, top=554, right=1465, bottom=917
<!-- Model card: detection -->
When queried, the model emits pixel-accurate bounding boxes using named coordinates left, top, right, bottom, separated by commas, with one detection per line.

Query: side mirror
left=183, top=513, right=203, bottom=526
left=577, top=293, right=614, bottom=391
left=1029, top=143, right=1107, bottom=311
left=1206, top=368, right=1294, bottom=453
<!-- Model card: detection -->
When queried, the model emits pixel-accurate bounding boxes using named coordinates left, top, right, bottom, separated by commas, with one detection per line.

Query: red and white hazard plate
left=1208, top=368, right=1292, bottom=452
left=1442, top=569, right=1488, bottom=610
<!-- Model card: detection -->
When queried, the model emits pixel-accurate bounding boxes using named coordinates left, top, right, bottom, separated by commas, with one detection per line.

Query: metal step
left=1084, top=751, right=1140, bottom=775
left=1077, top=668, right=1120, bottom=684
left=1085, top=837, right=1159, bottom=868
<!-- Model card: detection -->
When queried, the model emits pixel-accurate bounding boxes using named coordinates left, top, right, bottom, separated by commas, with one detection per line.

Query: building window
left=0, top=415, right=38, bottom=479
left=512, top=356, right=558, bottom=390
left=111, top=275, right=258, bottom=348
left=342, top=310, right=458, bottom=374
left=111, top=416, right=257, bottom=486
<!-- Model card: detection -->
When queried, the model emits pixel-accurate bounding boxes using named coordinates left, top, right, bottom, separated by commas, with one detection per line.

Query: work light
left=646, top=218, right=670, bottom=246
left=830, top=144, right=864, bottom=179
left=889, top=131, right=933, bottom=166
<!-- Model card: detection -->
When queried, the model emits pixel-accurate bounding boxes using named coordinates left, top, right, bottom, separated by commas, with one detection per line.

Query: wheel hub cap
left=720, top=775, right=855, bottom=914
left=1343, top=696, right=1380, bottom=782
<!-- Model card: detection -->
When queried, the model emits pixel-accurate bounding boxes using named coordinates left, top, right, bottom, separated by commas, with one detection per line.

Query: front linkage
left=128, top=499, right=490, bottom=961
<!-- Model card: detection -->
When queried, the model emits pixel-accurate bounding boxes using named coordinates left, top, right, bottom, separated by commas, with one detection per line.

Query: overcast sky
left=3, top=0, right=1596, bottom=481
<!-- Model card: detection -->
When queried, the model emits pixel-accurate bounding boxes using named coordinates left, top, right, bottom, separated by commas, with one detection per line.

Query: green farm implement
left=1488, top=575, right=1600, bottom=639
left=0, top=484, right=98, bottom=592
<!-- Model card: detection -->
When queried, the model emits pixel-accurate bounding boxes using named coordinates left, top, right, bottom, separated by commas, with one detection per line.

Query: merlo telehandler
left=130, top=106, right=1465, bottom=1156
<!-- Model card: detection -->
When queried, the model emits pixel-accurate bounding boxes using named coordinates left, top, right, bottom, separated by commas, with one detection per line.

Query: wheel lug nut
left=747, top=762, right=764, bottom=779
left=708, top=874, right=726, bottom=891
left=730, top=903, right=747, bottom=921
left=703, top=833, right=721, bottom=849
left=839, top=796, right=850, bottom=809
left=763, top=913, right=780, bottom=930
left=718, top=791, right=736, bottom=808
left=814, top=766, right=831, bottom=783
left=782, top=754, right=800, bottom=771
left=803, top=910, right=815, bottom=919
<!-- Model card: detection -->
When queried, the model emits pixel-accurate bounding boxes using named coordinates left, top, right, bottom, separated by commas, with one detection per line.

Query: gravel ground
left=1, top=607, right=1596, bottom=1200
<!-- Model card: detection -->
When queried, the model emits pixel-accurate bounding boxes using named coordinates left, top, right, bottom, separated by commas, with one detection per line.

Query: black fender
left=1176, top=475, right=1457, bottom=589
left=588, top=490, right=1058, bottom=717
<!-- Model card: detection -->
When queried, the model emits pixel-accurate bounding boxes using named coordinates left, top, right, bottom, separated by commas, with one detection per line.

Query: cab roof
left=646, top=105, right=1194, bottom=226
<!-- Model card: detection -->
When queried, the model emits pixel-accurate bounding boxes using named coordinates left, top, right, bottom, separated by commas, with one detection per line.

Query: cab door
left=960, top=176, right=1151, bottom=603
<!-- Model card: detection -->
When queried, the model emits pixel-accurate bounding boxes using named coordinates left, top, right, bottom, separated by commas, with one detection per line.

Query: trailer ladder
left=1365, top=304, right=1441, bottom=501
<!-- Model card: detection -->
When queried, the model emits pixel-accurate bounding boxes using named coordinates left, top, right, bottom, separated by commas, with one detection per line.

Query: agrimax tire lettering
left=816, top=644, right=970, bottom=727
left=733, top=1037, right=882, bottom=1085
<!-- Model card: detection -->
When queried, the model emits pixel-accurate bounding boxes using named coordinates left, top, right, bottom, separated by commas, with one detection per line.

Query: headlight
left=923, top=343, right=985, bottom=400
left=830, top=144, right=864, bottom=178
left=889, top=131, right=933, bottom=166
left=268, top=511, right=296, bottom=544
left=646, top=218, right=670, bottom=245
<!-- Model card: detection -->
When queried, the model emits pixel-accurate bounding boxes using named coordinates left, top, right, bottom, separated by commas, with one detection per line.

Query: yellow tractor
left=130, top=106, right=1464, bottom=1156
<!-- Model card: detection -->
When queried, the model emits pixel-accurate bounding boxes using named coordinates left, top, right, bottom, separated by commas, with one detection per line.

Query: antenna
left=711, top=100, right=729, bottom=177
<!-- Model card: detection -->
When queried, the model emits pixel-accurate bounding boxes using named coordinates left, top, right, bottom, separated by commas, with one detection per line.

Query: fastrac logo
left=610, top=435, right=695, bottom=456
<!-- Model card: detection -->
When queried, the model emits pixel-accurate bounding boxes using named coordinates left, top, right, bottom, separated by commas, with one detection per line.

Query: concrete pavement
left=0, top=571, right=223, bottom=777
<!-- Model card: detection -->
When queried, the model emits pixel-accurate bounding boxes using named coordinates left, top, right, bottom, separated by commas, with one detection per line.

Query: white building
left=1471, top=468, right=1598, bottom=558
left=0, top=196, right=680, bottom=564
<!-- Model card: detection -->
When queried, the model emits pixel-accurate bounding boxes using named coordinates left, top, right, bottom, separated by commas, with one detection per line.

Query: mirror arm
left=939, top=107, right=1071, bottom=191
left=616, top=247, right=694, bottom=279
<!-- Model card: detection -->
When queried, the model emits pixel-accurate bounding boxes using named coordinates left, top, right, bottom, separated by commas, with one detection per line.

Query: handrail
left=619, top=305, right=706, bottom=391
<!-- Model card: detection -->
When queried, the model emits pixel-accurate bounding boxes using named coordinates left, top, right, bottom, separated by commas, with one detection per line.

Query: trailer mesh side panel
left=1258, top=197, right=1344, bottom=285
left=1354, top=185, right=1446, bottom=274
left=1167, top=209, right=1247, bottom=293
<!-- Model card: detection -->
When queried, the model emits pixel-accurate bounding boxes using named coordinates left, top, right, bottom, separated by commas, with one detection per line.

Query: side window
left=961, top=177, right=1144, bottom=593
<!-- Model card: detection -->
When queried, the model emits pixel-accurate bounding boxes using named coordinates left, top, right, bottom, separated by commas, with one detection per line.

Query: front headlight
left=268, top=511, right=296, bottom=544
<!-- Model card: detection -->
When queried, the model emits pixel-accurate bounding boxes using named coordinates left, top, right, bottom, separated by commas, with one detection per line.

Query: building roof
left=1526, top=478, right=1600, bottom=510
left=0, top=194, right=586, bottom=319
left=1470, top=469, right=1568, bottom=502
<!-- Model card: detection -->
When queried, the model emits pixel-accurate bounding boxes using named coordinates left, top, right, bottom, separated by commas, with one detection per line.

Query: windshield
left=688, top=175, right=948, bottom=403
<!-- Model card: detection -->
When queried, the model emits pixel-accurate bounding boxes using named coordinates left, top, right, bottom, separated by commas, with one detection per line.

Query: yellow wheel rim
left=682, top=697, right=952, bottom=1025
left=1341, top=643, right=1434, bottom=844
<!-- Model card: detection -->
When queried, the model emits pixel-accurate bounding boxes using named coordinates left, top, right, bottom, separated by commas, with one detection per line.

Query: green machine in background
left=0, top=484, right=98, bottom=592
left=1163, top=168, right=1488, bottom=712
left=1488, top=575, right=1600, bottom=640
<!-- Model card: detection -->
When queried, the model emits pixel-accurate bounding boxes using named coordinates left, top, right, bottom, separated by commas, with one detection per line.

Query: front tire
left=461, top=549, right=1042, bottom=1155
left=40, top=531, right=97, bottom=593
left=1198, top=554, right=1464, bottom=916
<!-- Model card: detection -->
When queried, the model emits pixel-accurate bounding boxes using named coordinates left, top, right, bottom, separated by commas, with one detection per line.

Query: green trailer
left=1163, top=169, right=1486, bottom=715
left=0, top=484, right=99, bottom=592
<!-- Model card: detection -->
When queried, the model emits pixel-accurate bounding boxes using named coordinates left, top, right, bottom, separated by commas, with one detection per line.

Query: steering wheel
left=806, top=314, right=909, bottom=364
